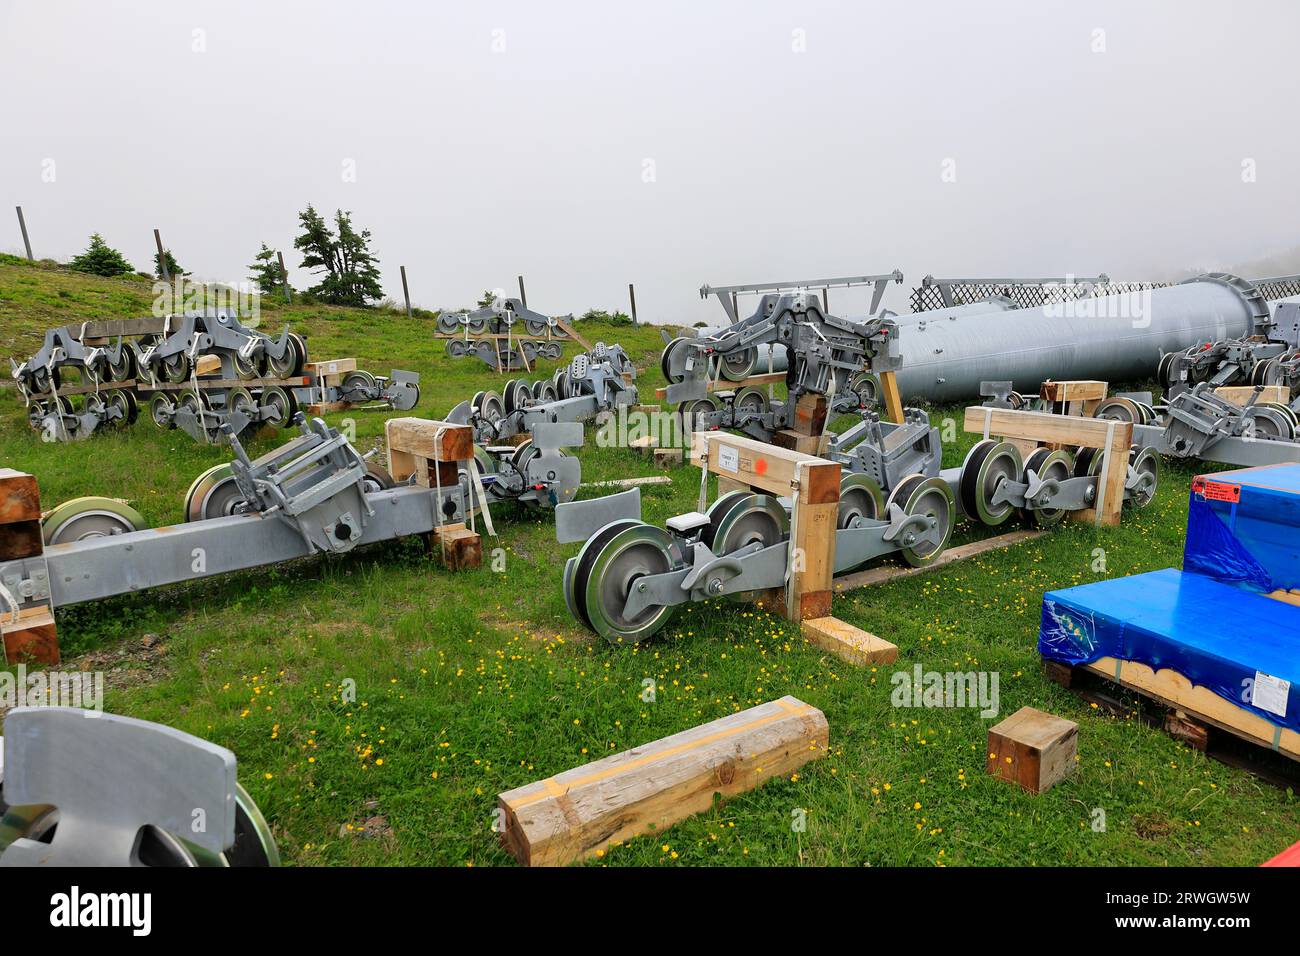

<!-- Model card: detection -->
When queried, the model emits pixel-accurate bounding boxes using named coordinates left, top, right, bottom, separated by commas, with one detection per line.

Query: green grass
left=1, top=255, right=1296, bottom=866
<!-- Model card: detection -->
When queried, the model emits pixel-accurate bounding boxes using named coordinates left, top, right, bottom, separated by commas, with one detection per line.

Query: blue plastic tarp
left=1040, top=568, right=1299, bottom=735
left=1184, top=464, right=1300, bottom=594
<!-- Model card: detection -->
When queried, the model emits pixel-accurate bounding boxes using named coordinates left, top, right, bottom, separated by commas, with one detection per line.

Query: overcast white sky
left=2, top=0, right=1297, bottom=323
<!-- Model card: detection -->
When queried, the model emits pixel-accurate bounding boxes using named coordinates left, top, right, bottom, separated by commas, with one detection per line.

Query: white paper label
left=718, top=445, right=739, bottom=473
left=1252, top=671, right=1290, bottom=718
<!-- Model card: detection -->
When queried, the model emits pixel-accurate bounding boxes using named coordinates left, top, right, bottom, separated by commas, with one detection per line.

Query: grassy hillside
left=0, top=256, right=1295, bottom=867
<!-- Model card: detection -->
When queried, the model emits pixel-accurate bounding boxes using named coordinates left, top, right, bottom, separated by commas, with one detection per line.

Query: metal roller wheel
left=232, top=349, right=260, bottom=380
left=42, top=497, right=149, bottom=545
left=567, top=519, right=648, bottom=633
left=697, top=490, right=752, bottom=551
left=183, top=464, right=252, bottom=522
left=341, top=370, right=377, bottom=401
left=362, top=463, right=396, bottom=494
left=1093, top=398, right=1141, bottom=423
left=718, top=347, right=757, bottom=382
left=104, top=349, right=135, bottom=383
left=437, top=313, right=461, bottom=335
left=264, top=337, right=301, bottom=379
left=837, top=473, right=886, bottom=529
left=732, top=386, right=769, bottom=417
left=1244, top=404, right=1295, bottom=441
left=101, top=389, right=136, bottom=428
left=524, top=316, right=548, bottom=336
left=537, top=380, right=559, bottom=403
left=445, top=339, right=468, bottom=358
left=849, top=371, right=882, bottom=407
left=580, top=523, right=686, bottom=643
left=1019, top=448, right=1074, bottom=528
left=660, top=337, right=693, bottom=384
left=885, top=474, right=954, bottom=568
left=1134, top=401, right=1158, bottom=425
left=148, top=393, right=175, bottom=429
left=959, top=439, right=1023, bottom=527
left=260, top=385, right=296, bottom=429
left=226, top=385, right=257, bottom=423
left=1156, top=352, right=1179, bottom=389
left=710, top=493, right=789, bottom=556
left=1126, top=447, right=1160, bottom=510
left=474, top=390, right=505, bottom=424
left=158, top=352, right=190, bottom=384
left=677, top=396, right=719, bottom=430
left=467, top=314, right=487, bottom=334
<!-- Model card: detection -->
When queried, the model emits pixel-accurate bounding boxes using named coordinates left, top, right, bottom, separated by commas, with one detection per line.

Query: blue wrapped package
left=1184, top=464, right=1300, bottom=594
left=1040, top=568, right=1299, bottom=735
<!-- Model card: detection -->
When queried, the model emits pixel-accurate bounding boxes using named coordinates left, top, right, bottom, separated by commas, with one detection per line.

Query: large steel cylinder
left=893, top=277, right=1261, bottom=403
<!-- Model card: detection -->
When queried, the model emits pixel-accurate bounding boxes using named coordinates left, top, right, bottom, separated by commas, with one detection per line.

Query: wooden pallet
left=1045, top=658, right=1300, bottom=787
left=136, top=375, right=311, bottom=392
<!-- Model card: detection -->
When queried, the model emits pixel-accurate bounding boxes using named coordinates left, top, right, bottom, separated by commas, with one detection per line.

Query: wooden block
left=788, top=499, right=837, bottom=623
left=194, top=354, right=222, bottom=376
left=0, top=470, right=41, bottom=526
left=631, top=404, right=661, bottom=415
left=1039, top=380, right=1108, bottom=403
left=792, top=393, right=828, bottom=435
left=305, top=358, right=357, bottom=378
left=304, top=401, right=349, bottom=416
left=986, top=706, right=1078, bottom=794
left=497, top=696, right=828, bottom=866
left=835, top=529, right=1047, bottom=592
left=2, top=606, right=59, bottom=665
left=428, top=525, right=481, bottom=571
left=385, top=418, right=473, bottom=464
left=702, top=432, right=839, bottom=502
left=771, top=430, right=830, bottom=456
left=1041, top=659, right=1076, bottom=689
left=1216, top=385, right=1290, bottom=406
left=801, top=616, right=897, bottom=666
left=652, top=448, right=683, bottom=469
left=716, top=475, right=750, bottom=496
left=0, top=521, right=44, bottom=561
left=629, top=435, right=656, bottom=456
left=1164, top=711, right=1209, bottom=751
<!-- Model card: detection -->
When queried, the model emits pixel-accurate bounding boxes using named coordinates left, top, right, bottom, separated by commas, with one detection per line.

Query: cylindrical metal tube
left=894, top=278, right=1259, bottom=403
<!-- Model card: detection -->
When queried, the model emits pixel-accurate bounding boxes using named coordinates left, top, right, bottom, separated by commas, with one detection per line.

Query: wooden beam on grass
left=497, top=696, right=828, bottom=866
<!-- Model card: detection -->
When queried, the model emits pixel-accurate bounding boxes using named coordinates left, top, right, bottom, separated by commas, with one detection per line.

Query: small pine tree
left=476, top=290, right=499, bottom=309
left=248, top=243, right=285, bottom=295
left=293, top=205, right=384, bottom=307
left=70, top=233, right=134, bottom=277
left=153, top=248, right=187, bottom=280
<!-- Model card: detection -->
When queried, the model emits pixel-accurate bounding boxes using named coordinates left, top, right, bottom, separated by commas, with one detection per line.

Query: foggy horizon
left=3, top=0, right=1298, bottom=324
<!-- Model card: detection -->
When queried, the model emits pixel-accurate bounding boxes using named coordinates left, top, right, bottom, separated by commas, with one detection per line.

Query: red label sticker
left=1193, top=477, right=1241, bottom=503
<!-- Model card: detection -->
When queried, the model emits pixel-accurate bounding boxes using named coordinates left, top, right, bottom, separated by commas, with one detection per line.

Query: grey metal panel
left=0, top=707, right=237, bottom=865
left=44, top=485, right=456, bottom=606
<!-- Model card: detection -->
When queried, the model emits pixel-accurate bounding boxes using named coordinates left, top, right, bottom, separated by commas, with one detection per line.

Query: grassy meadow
left=0, top=255, right=1295, bottom=866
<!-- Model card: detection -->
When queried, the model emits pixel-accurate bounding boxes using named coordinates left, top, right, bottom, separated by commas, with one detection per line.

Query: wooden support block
left=835, top=529, right=1047, bottom=593
left=195, top=354, right=222, bottom=376
left=1039, top=380, right=1108, bottom=404
left=3, top=606, right=59, bottom=665
left=771, top=430, right=830, bottom=456
left=305, top=358, right=357, bottom=379
left=304, top=401, right=349, bottom=416
left=629, top=435, right=656, bottom=456
left=1164, top=710, right=1209, bottom=751
left=497, top=696, right=828, bottom=866
left=801, top=616, right=897, bottom=666
left=428, top=524, right=481, bottom=570
left=652, top=448, right=683, bottom=469
left=385, top=417, right=473, bottom=465
left=0, top=469, right=42, bottom=526
left=792, top=393, right=828, bottom=436
left=1215, top=385, right=1290, bottom=406
left=716, top=475, right=749, bottom=496
left=986, top=706, right=1078, bottom=794
left=631, top=404, right=662, bottom=415
left=879, top=369, right=905, bottom=425
left=701, top=432, right=839, bottom=501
